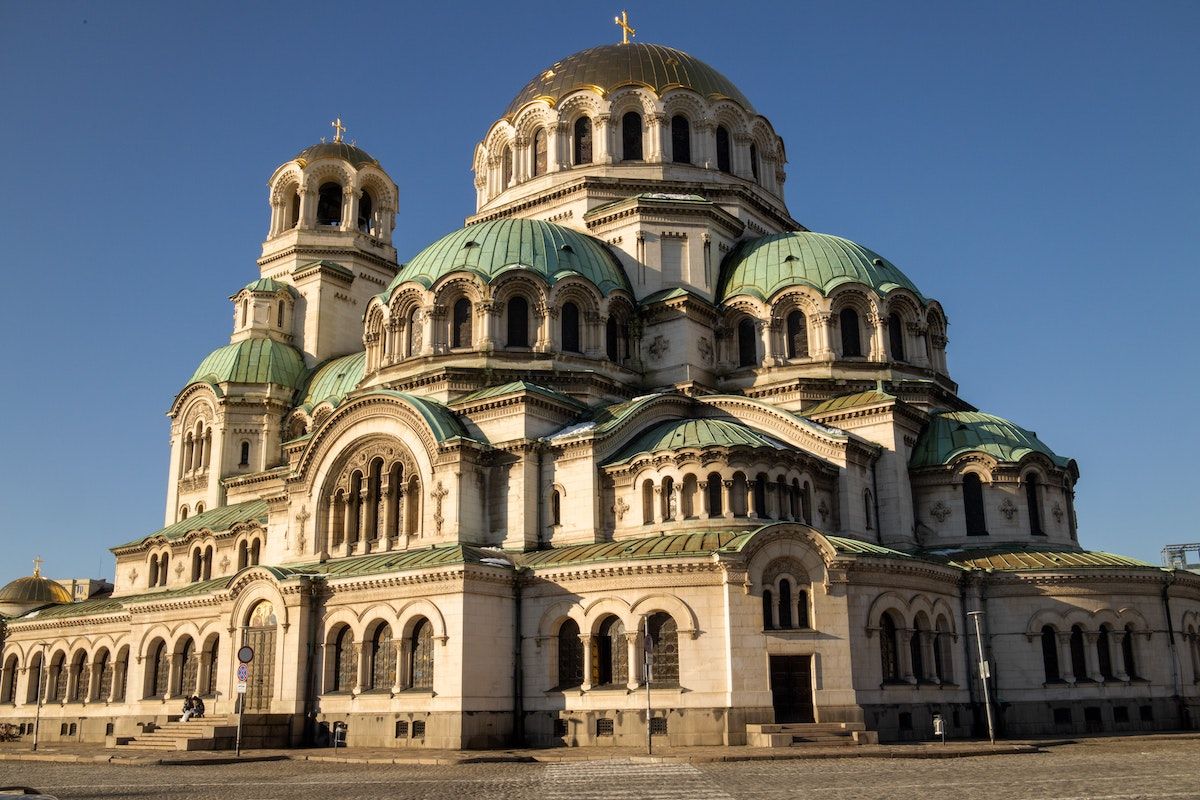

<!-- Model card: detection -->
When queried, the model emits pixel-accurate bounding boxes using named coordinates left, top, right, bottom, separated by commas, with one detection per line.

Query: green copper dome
left=297, top=352, right=366, bottom=410
left=241, top=277, right=295, bottom=295
left=718, top=231, right=925, bottom=303
left=606, top=417, right=786, bottom=465
left=505, top=43, right=754, bottom=118
left=188, top=338, right=306, bottom=389
left=385, top=218, right=631, bottom=299
left=910, top=411, right=1073, bottom=469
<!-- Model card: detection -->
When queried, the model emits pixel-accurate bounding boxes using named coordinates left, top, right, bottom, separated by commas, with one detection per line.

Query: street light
left=31, top=641, right=49, bottom=752
left=967, top=611, right=996, bottom=744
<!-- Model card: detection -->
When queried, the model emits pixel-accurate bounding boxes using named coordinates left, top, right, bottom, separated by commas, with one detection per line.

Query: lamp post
left=31, top=641, right=49, bottom=752
left=642, top=615, right=652, bottom=756
left=967, top=611, right=996, bottom=744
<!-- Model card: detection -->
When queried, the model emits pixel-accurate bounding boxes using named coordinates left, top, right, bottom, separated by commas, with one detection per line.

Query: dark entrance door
left=770, top=654, right=815, bottom=723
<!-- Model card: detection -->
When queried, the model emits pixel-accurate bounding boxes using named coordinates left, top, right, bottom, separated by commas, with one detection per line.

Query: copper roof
left=0, top=575, right=72, bottom=606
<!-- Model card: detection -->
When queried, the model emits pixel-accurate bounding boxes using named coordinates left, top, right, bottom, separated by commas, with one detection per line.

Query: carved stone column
left=814, top=312, right=835, bottom=360
left=625, top=631, right=641, bottom=690
left=897, top=629, right=916, bottom=684
left=721, top=479, right=734, bottom=520
left=595, top=114, right=613, bottom=164
left=1057, top=633, right=1076, bottom=684
left=579, top=634, right=594, bottom=691
left=652, top=485, right=664, bottom=525
left=648, top=112, right=667, bottom=161
left=341, top=185, right=359, bottom=232
left=297, top=187, right=315, bottom=229
left=1083, top=632, right=1103, bottom=682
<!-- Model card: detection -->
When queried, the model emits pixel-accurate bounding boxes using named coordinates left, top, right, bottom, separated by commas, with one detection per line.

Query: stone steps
left=113, top=716, right=237, bottom=751
left=746, top=721, right=879, bottom=747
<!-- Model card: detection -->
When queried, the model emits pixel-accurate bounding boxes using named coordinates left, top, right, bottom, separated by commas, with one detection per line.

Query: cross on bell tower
left=331, top=117, right=346, bottom=143
left=614, top=10, right=635, bottom=44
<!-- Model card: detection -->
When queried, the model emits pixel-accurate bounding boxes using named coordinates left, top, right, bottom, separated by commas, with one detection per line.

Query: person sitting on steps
left=180, top=696, right=196, bottom=723
left=192, top=695, right=205, bottom=719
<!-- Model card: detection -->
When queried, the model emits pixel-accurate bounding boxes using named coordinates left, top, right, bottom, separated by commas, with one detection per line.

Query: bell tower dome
left=257, top=120, right=400, bottom=366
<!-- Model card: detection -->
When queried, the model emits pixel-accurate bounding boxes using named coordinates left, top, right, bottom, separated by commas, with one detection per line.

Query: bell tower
left=258, top=121, right=400, bottom=366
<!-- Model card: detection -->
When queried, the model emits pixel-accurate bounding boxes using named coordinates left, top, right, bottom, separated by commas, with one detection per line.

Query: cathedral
left=2, top=34, right=1199, bottom=751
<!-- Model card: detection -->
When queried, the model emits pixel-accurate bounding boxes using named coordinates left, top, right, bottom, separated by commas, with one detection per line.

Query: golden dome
left=0, top=573, right=72, bottom=606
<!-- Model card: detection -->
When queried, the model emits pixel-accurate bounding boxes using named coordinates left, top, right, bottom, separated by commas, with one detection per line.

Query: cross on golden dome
left=614, top=10, right=635, bottom=44
left=32, top=556, right=44, bottom=577
left=331, top=117, right=346, bottom=143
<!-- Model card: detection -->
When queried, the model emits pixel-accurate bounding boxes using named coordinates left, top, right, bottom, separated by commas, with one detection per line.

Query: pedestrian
left=192, top=695, right=205, bottom=719
left=180, top=696, right=195, bottom=723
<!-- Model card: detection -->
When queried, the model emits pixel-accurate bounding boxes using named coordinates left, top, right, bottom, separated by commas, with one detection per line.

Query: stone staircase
left=112, top=715, right=237, bottom=751
left=746, top=721, right=878, bottom=747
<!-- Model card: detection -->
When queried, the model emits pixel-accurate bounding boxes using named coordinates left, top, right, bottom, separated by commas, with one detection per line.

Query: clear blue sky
left=1, top=1, right=1196, bottom=585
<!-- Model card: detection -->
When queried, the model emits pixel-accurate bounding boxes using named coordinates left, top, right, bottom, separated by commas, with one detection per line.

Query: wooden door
left=770, top=654, right=815, bottom=723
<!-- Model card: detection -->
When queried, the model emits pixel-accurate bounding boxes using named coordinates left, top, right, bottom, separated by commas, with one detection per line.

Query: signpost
left=643, top=615, right=652, bottom=756
left=968, top=610, right=996, bottom=744
left=236, top=638, right=254, bottom=756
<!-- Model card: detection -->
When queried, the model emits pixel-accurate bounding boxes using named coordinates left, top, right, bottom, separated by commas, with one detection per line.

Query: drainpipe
left=512, top=566, right=525, bottom=746
left=1159, top=571, right=1186, bottom=728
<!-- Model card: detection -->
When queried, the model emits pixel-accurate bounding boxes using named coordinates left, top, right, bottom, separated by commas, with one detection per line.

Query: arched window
left=660, top=476, right=675, bottom=521
left=730, top=472, right=748, bottom=516
left=202, top=639, right=217, bottom=697
left=778, top=579, right=793, bottom=628
left=888, top=312, right=905, bottom=361
left=910, top=620, right=927, bottom=681
left=25, top=654, right=43, bottom=705
left=149, top=642, right=168, bottom=699
left=762, top=589, right=774, bottom=629
left=179, top=507, right=188, bottom=522
left=646, top=613, right=679, bottom=686
left=621, top=111, right=643, bottom=161
left=239, top=441, right=251, bottom=467
left=839, top=308, right=862, bottom=357
left=750, top=142, right=760, bottom=180
left=737, top=317, right=757, bottom=367
left=606, top=317, right=619, bottom=361
left=801, top=481, right=813, bottom=525
left=158, top=554, right=169, bottom=587
left=194, top=502, right=203, bottom=515
left=935, top=617, right=953, bottom=682
left=752, top=474, right=767, bottom=517
left=276, top=300, right=285, bottom=328
left=406, top=306, right=421, bottom=357
left=405, top=475, right=421, bottom=536
left=149, top=554, right=160, bottom=587
left=506, top=296, right=529, bottom=348
left=237, top=540, right=249, bottom=571
left=532, top=128, right=548, bottom=177
left=331, top=627, right=355, bottom=692
left=561, top=302, right=581, bottom=353
left=963, top=473, right=987, bottom=535
left=573, top=116, right=592, bottom=165
left=681, top=474, right=698, bottom=518
left=1097, top=625, right=1114, bottom=680
left=288, top=190, right=300, bottom=229
left=706, top=472, right=723, bottom=518
left=316, top=182, right=342, bottom=226
left=1122, top=624, right=1138, bottom=679
left=596, top=616, right=627, bottom=686
left=203, top=546, right=213, bottom=580
left=715, top=125, right=731, bottom=172
left=369, top=625, right=395, bottom=691
left=1070, top=625, right=1088, bottom=680
left=785, top=310, right=808, bottom=358
left=191, top=549, right=202, bottom=582
left=670, top=115, right=691, bottom=163
left=1, top=655, right=18, bottom=704
left=452, top=298, right=472, bottom=348
left=1026, top=474, right=1044, bottom=536
left=249, top=539, right=261, bottom=567
left=409, top=619, right=434, bottom=689
left=357, top=190, right=373, bottom=234
left=502, top=146, right=514, bottom=187
left=178, top=638, right=197, bottom=698
left=557, top=619, right=583, bottom=688
left=70, top=651, right=88, bottom=703
left=879, top=612, right=900, bottom=682
left=550, top=489, right=562, bottom=526
left=241, top=299, right=248, bottom=328
left=863, top=489, right=874, bottom=531
left=1042, top=625, right=1061, bottom=681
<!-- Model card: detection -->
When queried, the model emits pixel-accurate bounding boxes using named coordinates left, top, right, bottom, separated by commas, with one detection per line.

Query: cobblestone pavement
left=0, top=738, right=1197, bottom=800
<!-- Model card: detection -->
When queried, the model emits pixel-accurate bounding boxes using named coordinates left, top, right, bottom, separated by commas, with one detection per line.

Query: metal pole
left=968, top=611, right=995, bottom=744
left=644, top=615, right=651, bottom=756
left=235, top=626, right=245, bottom=757
left=31, top=642, right=47, bottom=752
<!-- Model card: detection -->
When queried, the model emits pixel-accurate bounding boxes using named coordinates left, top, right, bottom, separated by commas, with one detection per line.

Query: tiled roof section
left=113, top=500, right=269, bottom=550
left=804, top=390, right=896, bottom=417
left=504, top=43, right=754, bottom=118
left=187, top=338, right=307, bottom=389
left=718, top=232, right=925, bottom=303
left=297, top=352, right=366, bottom=410
left=925, top=547, right=1154, bottom=571
left=294, top=141, right=378, bottom=168
left=293, top=260, right=354, bottom=279
left=605, top=417, right=787, bottom=465
left=16, top=576, right=232, bottom=621
left=822, top=535, right=914, bottom=559
left=519, top=530, right=752, bottom=568
left=385, top=218, right=632, bottom=299
left=910, top=411, right=1072, bottom=469
left=284, top=544, right=510, bottom=580
left=363, top=391, right=468, bottom=443
left=454, top=381, right=586, bottom=409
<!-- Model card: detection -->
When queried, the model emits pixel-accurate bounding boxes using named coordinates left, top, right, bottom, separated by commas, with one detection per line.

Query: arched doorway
left=242, top=600, right=277, bottom=712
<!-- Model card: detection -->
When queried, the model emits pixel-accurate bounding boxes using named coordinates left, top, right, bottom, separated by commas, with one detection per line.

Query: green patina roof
left=284, top=544, right=510, bottom=580
left=295, top=141, right=378, bottom=168
left=805, top=390, right=896, bottom=417
left=606, top=417, right=787, bottom=465
left=504, top=43, right=754, bottom=118
left=910, top=411, right=1072, bottom=469
left=188, top=338, right=306, bottom=389
left=362, top=391, right=468, bottom=443
left=297, top=352, right=367, bottom=410
left=294, top=260, right=354, bottom=279
left=113, top=500, right=269, bottom=550
left=385, top=218, right=631, bottom=299
left=926, top=547, right=1153, bottom=571
left=455, top=381, right=585, bottom=409
left=520, top=529, right=752, bottom=568
left=719, top=231, right=925, bottom=303
left=241, top=278, right=294, bottom=295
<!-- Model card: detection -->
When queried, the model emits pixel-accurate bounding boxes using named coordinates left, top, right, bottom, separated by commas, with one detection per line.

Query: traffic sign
left=236, top=682, right=247, bottom=694
left=237, top=645, right=255, bottom=664
left=237, top=664, right=249, bottom=681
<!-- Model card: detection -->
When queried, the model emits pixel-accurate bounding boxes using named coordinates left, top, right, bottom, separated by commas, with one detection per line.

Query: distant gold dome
left=0, top=572, right=72, bottom=607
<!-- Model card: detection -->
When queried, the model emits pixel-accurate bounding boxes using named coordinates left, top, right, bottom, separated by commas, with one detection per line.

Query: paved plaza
left=1, top=737, right=1197, bottom=800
